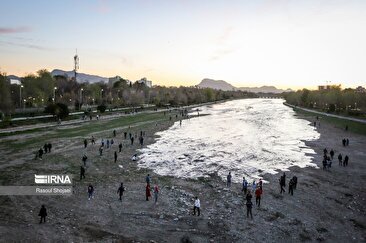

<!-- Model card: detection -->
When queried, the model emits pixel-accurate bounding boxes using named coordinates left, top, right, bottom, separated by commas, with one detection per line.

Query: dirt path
left=0, top=109, right=365, bottom=242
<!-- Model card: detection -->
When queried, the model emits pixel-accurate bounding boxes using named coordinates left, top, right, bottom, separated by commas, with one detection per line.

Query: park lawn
left=293, top=107, right=366, bottom=136
left=0, top=112, right=168, bottom=151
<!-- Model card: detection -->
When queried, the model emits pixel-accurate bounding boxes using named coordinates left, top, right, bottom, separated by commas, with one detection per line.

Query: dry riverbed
left=0, top=110, right=365, bottom=242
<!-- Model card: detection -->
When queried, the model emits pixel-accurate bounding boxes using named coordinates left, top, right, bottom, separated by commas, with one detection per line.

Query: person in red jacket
left=255, top=187, right=262, bottom=207
left=146, top=184, right=151, bottom=201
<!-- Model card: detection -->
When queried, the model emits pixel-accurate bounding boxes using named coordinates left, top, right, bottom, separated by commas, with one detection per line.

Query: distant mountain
left=51, top=69, right=108, bottom=83
left=197, top=78, right=236, bottom=91
left=197, top=78, right=292, bottom=93
left=238, top=86, right=292, bottom=94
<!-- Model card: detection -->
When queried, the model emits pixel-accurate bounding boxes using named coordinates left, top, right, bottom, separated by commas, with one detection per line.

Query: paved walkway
left=285, top=103, right=366, bottom=124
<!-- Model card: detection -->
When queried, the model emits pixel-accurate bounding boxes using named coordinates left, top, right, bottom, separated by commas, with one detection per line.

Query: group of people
left=279, top=172, right=297, bottom=196
left=35, top=142, right=53, bottom=160
left=322, top=147, right=350, bottom=169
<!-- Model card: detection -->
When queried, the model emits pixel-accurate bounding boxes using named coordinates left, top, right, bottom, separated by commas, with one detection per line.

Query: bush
left=97, top=104, right=107, bottom=113
left=44, top=103, right=69, bottom=119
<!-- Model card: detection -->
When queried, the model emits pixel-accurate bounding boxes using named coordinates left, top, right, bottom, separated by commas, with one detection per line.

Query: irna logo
left=35, top=175, right=72, bottom=184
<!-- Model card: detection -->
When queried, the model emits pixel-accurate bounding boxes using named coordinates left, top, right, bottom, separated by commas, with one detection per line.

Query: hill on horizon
left=197, top=78, right=292, bottom=93
left=51, top=69, right=109, bottom=83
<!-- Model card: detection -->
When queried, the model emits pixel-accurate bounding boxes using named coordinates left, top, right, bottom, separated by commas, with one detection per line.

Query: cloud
left=0, top=26, right=31, bottom=34
left=0, top=40, right=49, bottom=50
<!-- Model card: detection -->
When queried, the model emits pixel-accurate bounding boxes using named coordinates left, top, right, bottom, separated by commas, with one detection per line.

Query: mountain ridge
left=197, top=78, right=292, bottom=93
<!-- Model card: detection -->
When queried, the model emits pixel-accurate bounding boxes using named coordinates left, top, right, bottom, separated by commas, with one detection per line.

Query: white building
left=135, top=77, right=152, bottom=88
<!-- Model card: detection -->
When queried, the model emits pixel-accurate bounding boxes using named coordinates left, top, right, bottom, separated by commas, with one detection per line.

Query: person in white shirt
left=193, top=196, right=200, bottom=216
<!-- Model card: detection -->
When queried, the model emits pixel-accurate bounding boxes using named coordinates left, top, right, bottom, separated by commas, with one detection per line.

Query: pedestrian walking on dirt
left=227, top=172, right=232, bottom=187
left=255, top=187, right=262, bottom=207
left=130, top=136, right=134, bottom=145
left=193, top=197, right=201, bottom=216
left=114, top=151, right=117, bottom=163
left=330, top=149, right=335, bottom=160
left=38, top=205, right=47, bottom=224
left=242, top=177, right=248, bottom=195
left=117, top=183, right=125, bottom=201
left=146, top=184, right=151, bottom=201
left=344, top=155, right=349, bottom=166
left=292, top=176, right=297, bottom=189
left=80, top=166, right=85, bottom=180
left=82, top=154, right=88, bottom=166
left=258, top=179, right=263, bottom=190
left=44, top=143, right=48, bottom=153
left=99, top=146, right=103, bottom=156
left=139, top=136, right=144, bottom=146
left=153, top=184, right=159, bottom=204
left=146, top=174, right=151, bottom=185
left=288, top=178, right=295, bottom=196
left=47, top=143, right=52, bottom=152
left=338, top=153, right=343, bottom=166
left=84, top=139, right=88, bottom=148
left=246, top=190, right=253, bottom=202
left=119, top=143, right=122, bottom=153
left=124, top=132, right=127, bottom=139
left=107, top=139, right=110, bottom=148
left=88, top=184, right=94, bottom=200
left=246, top=200, right=253, bottom=219
left=38, top=148, right=44, bottom=160
left=113, top=130, right=116, bottom=137
left=279, top=174, right=285, bottom=193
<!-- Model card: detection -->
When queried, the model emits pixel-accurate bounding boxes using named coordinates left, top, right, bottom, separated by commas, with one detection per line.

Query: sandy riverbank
left=0, top=106, right=365, bottom=242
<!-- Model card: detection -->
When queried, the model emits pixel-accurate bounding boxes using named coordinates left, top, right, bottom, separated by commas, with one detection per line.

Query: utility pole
left=19, top=85, right=23, bottom=108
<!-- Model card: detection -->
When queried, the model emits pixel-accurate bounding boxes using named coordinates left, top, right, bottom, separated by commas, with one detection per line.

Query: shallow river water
left=138, top=99, right=320, bottom=182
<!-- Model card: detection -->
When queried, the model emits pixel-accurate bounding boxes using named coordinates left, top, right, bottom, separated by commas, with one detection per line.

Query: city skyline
left=0, top=0, right=365, bottom=89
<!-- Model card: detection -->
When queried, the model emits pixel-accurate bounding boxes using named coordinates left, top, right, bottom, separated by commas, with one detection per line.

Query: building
left=135, top=77, right=152, bottom=88
left=318, top=84, right=341, bottom=91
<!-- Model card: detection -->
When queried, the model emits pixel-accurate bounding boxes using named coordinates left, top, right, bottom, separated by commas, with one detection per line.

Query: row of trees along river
left=0, top=70, right=257, bottom=119
left=283, top=86, right=366, bottom=118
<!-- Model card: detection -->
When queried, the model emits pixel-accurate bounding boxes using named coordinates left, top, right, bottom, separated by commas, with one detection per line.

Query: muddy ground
left=0, top=109, right=365, bottom=242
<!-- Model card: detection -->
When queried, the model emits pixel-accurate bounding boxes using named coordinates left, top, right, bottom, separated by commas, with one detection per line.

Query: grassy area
left=0, top=111, right=169, bottom=150
left=293, top=107, right=366, bottom=136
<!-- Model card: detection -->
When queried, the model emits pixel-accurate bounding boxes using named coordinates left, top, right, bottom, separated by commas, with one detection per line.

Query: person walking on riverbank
left=91, top=136, right=95, bottom=145
left=252, top=180, right=256, bottom=192
left=38, top=148, right=44, bottom=160
left=38, top=205, right=47, bottom=224
left=107, top=139, right=110, bottom=149
left=227, top=172, right=232, bottom=187
left=292, top=176, right=297, bottom=189
left=114, top=151, right=117, bottom=163
left=99, top=146, right=103, bottom=156
left=139, top=136, right=144, bottom=147
left=289, top=178, right=295, bottom=196
left=117, top=183, right=125, bottom=201
left=131, top=136, right=134, bottom=145
left=88, top=184, right=94, bottom=200
left=113, top=130, right=116, bottom=137
left=344, top=155, right=349, bottom=166
left=82, top=154, right=87, bottom=166
left=193, top=197, right=201, bottom=216
left=146, top=184, right=151, bottom=201
left=279, top=174, right=286, bottom=193
left=146, top=174, right=151, bottom=185
left=258, top=179, right=263, bottom=190
left=242, top=177, right=248, bottom=195
left=84, top=139, right=88, bottom=148
left=338, top=153, right=343, bottom=166
left=330, top=149, right=335, bottom=160
left=246, top=191, right=253, bottom=202
left=255, top=187, right=262, bottom=207
left=119, top=143, right=122, bottom=153
left=47, top=143, right=52, bottom=153
left=124, top=132, right=127, bottom=140
left=153, top=184, right=159, bottom=204
left=246, top=200, right=253, bottom=219
left=80, top=166, right=85, bottom=180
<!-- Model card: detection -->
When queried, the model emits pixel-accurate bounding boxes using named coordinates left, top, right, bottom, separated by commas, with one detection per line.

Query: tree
left=0, top=73, right=13, bottom=115
left=44, top=103, right=69, bottom=119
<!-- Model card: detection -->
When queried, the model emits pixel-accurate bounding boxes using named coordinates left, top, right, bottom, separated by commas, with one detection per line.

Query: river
left=138, top=99, right=320, bottom=182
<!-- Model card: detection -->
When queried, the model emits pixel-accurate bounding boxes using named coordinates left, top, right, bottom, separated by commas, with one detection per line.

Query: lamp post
left=23, top=99, right=26, bottom=110
left=79, top=88, right=84, bottom=110
left=53, top=87, right=57, bottom=103
left=19, top=85, right=23, bottom=108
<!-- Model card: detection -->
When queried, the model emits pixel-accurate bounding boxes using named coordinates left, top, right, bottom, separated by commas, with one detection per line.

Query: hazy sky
left=0, top=0, right=365, bottom=89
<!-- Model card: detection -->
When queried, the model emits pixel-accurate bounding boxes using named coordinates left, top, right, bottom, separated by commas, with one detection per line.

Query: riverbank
left=0, top=101, right=365, bottom=242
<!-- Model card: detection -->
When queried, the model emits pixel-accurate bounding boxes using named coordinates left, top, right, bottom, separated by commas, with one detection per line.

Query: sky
left=0, top=0, right=365, bottom=89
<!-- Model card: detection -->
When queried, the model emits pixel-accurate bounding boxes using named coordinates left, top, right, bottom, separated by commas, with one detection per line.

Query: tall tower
left=74, top=49, right=79, bottom=81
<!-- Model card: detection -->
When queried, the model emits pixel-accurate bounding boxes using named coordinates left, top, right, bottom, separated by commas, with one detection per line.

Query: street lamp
left=79, top=88, right=84, bottom=110
left=19, top=85, right=24, bottom=108
left=53, top=87, right=57, bottom=103
left=23, top=99, right=26, bottom=110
